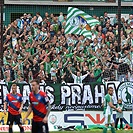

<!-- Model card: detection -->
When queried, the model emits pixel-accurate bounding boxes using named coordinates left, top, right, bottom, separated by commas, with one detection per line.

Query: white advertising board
left=1, top=111, right=131, bottom=132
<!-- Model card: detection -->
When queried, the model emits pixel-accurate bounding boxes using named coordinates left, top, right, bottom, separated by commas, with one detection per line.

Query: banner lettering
left=0, top=81, right=133, bottom=111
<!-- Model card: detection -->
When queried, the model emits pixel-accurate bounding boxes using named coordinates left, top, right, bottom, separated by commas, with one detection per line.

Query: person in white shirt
left=36, top=12, right=43, bottom=25
left=68, top=68, right=90, bottom=83
left=50, top=63, right=57, bottom=79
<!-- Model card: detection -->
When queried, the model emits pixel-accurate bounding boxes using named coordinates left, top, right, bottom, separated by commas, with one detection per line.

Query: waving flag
left=65, top=7, right=100, bottom=39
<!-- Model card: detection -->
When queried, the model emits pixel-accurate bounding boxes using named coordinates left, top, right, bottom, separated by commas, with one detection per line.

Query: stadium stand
left=1, top=0, right=133, bottom=84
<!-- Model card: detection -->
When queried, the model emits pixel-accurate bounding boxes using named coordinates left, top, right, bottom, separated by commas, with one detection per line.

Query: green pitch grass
left=1, top=129, right=133, bottom=133
left=52, top=130, right=133, bottom=133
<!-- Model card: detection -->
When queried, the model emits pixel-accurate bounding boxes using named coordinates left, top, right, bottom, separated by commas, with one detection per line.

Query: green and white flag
left=65, top=7, right=100, bottom=39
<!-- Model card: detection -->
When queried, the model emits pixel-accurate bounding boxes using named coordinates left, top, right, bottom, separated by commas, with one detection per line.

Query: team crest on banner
left=70, top=16, right=91, bottom=30
left=49, top=114, right=57, bottom=124
left=117, top=82, right=133, bottom=109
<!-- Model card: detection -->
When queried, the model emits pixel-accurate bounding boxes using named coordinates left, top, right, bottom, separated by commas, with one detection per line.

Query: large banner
left=0, top=81, right=133, bottom=111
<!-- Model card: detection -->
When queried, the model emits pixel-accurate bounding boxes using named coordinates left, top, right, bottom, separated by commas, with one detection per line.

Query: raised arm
left=81, top=72, right=90, bottom=80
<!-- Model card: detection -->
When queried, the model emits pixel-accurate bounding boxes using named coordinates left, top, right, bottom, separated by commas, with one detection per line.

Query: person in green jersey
left=103, top=87, right=121, bottom=133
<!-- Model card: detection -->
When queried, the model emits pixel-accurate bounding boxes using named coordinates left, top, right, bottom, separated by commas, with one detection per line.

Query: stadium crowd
left=1, top=11, right=133, bottom=84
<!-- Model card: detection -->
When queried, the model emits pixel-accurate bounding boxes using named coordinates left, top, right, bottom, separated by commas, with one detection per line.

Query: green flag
left=65, top=7, right=100, bottom=39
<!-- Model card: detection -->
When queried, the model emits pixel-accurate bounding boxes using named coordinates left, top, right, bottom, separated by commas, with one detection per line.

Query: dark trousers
left=32, top=120, right=49, bottom=133
left=115, top=118, right=123, bottom=129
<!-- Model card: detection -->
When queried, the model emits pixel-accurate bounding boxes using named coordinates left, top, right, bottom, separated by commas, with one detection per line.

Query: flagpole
left=0, top=0, right=4, bottom=79
left=132, top=88, right=133, bottom=130
left=117, top=0, right=121, bottom=52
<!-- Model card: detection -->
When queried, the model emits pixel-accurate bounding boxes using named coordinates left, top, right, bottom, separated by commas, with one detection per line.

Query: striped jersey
left=29, top=90, right=49, bottom=122
left=5, top=93, right=23, bottom=115
left=103, top=94, right=113, bottom=115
